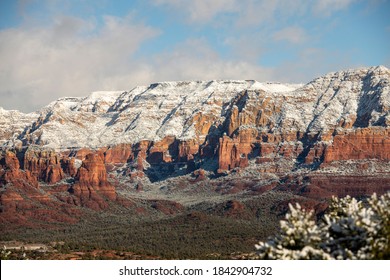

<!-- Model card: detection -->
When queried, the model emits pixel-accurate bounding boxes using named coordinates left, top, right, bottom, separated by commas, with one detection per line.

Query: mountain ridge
left=1, top=65, right=389, bottom=150
left=1, top=65, right=390, bottom=228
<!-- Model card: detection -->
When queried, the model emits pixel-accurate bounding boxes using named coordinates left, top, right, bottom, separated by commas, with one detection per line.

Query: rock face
left=306, top=174, right=390, bottom=198
left=71, top=153, right=117, bottom=210
left=1, top=66, right=390, bottom=224
left=219, top=66, right=390, bottom=169
left=0, top=150, right=38, bottom=188
left=4, top=150, right=20, bottom=171
left=75, top=153, right=109, bottom=187
left=218, top=135, right=250, bottom=171
left=61, top=157, right=78, bottom=177
left=103, top=144, right=133, bottom=164
left=23, top=147, right=65, bottom=184
left=0, top=150, right=57, bottom=225
left=323, top=127, right=390, bottom=163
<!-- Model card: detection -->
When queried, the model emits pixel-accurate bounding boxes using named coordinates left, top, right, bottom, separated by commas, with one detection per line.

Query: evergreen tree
left=256, top=192, right=390, bottom=260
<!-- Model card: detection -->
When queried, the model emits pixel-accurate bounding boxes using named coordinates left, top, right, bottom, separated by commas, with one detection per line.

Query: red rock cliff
left=23, top=148, right=64, bottom=184
left=324, top=127, right=390, bottom=163
left=71, top=153, right=117, bottom=210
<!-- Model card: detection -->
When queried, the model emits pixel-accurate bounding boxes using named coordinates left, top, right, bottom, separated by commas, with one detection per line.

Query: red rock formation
left=134, top=140, right=152, bottom=171
left=218, top=125, right=390, bottom=173
left=4, top=150, right=20, bottom=170
left=223, top=200, right=245, bottom=218
left=61, top=156, right=77, bottom=177
left=178, top=139, right=199, bottom=161
left=0, top=150, right=78, bottom=226
left=148, top=136, right=177, bottom=164
left=2, top=70, right=390, bottom=225
left=305, top=142, right=326, bottom=164
left=75, top=153, right=107, bottom=186
left=323, top=127, right=390, bottom=163
left=219, top=93, right=307, bottom=171
left=23, top=148, right=64, bottom=184
left=104, top=143, right=133, bottom=164
left=71, top=153, right=116, bottom=210
left=190, top=112, right=218, bottom=136
left=150, top=200, right=184, bottom=215
left=302, top=174, right=390, bottom=198
left=145, top=137, right=200, bottom=164
left=227, top=106, right=240, bottom=136
left=1, top=150, right=38, bottom=188
left=218, top=132, right=254, bottom=171
left=75, top=148, right=95, bottom=160
left=258, top=143, right=276, bottom=158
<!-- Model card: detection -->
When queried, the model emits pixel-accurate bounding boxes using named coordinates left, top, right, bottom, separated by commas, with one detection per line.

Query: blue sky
left=0, top=0, right=389, bottom=112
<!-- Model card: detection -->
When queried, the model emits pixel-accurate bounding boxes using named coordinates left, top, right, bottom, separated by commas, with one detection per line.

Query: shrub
left=255, top=192, right=390, bottom=259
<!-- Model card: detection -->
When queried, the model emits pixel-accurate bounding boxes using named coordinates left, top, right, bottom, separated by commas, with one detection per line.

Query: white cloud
left=222, top=33, right=268, bottom=63
left=0, top=15, right=160, bottom=112
left=148, top=39, right=273, bottom=82
left=313, top=0, right=359, bottom=16
left=154, top=0, right=313, bottom=26
left=0, top=15, right=274, bottom=113
left=187, top=0, right=237, bottom=22
left=1, top=1, right=382, bottom=113
left=154, top=0, right=367, bottom=27
left=154, top=0, right=237, bottom=22
left=272, top=47, right=356, bottom=83
left=273, top=26, right=308, bottom=44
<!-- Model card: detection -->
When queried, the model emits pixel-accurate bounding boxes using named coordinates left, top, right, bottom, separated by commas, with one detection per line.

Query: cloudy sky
left=1, top=0, right=389, bottom=112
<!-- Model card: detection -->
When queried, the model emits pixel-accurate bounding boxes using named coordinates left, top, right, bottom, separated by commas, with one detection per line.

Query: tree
left=255, top=192, right=390, bottom=260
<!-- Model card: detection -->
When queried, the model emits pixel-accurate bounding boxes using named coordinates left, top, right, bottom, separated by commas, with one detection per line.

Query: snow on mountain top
left=253, top=81, right=304, bottom=93
left=311, top=65, right=390, bottom=83
left=16, top=80, right=304, bottom=149
left=297, top=65, right=390, bottom=133
left=140, top=79, right=301, bottom=93
left=2, top=66, right=388, bottom=150
left=0, top=106, right=38, bottom=125
left=44, top=91, right=124, bottom=113
left=0, top=107, right=38, bottom=146
left=74, top=91, right=124, bottom=113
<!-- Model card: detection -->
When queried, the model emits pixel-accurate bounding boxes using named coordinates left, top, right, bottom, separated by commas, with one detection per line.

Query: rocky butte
left=1, top=66, right=390, bottom=226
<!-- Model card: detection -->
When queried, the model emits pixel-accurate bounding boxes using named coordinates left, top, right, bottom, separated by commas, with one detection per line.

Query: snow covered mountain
left=1, top=65, right=390, bottom=228
left=14, top=81, right=302, bottom=149
left=0, top=107, right=38, bottom=146
left=2, top=65, right=389, bottom=150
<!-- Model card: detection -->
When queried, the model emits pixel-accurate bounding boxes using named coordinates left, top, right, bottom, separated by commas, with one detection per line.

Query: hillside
left=1, top=66, right=390, bottom=258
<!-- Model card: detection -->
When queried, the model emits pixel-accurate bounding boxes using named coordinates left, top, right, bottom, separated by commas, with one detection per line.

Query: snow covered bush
left=255, top=192, right=390, bottom=259
left=0, top=246, right=28, bottom=260
left=0, top=246, right=11, bottom=260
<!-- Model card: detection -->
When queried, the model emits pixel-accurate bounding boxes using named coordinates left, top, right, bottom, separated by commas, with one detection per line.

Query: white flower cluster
left=255, top=192, right=390, bottom=259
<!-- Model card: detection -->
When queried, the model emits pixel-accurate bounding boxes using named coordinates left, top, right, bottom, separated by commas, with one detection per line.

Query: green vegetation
left=1, top=190, right=295, bottom=259
left=1, top=212, right=278, bottom=259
